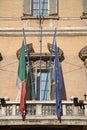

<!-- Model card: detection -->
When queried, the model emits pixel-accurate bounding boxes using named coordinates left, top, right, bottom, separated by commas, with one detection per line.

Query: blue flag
left=52, top=42, right=62, bottom=120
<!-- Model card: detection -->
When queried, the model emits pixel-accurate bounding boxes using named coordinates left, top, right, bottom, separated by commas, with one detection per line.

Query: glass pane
left=32, top=0, right=48, bottom=16
left=33, top=4, right=38, bottom=9
left=41, top=72, right=50, bottom=100
left=33, top=0, right=39, bottom=2
left=41, top=73, right=47, bottom=80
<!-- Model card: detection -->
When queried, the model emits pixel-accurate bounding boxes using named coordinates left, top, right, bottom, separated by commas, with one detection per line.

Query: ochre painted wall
left=0, top=0, right=86, bottom=100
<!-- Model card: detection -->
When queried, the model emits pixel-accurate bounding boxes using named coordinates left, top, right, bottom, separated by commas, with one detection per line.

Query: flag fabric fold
left=17, top=40, right=26, bottom=118
left=52, top=42, right=63, bottom=121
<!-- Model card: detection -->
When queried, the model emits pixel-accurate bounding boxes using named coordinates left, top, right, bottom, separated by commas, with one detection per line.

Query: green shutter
left=83, top=0, right=87, bottom=14
left=23, top=0, right=32, bottom=16
left=48, top=0, right=58, bottom=15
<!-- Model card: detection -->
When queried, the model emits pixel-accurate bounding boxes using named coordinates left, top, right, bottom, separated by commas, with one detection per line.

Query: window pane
left=37, top=71, right=50, bottom=100
left=41, top=72, right=50, bottom=100
left=32, top=0, right=48, bottom=16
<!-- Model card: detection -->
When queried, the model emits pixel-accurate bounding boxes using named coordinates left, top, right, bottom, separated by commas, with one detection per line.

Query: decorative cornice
left=0, top=27, right=87, bottom=36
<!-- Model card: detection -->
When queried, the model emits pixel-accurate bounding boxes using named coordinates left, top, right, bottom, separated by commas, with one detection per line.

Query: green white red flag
left=17, top=40, right=26, bottom=117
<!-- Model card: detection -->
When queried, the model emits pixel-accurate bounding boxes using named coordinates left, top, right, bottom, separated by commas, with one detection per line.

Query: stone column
left=12, top=105, right=16, bottom=116
left=36, top=104, right=42, bottom=116
left=72, top=105, right=78, bottom=116
left=84, top=59, right=87, bottom=101
left=62, top=104, right=66, bottom=116
left=84, top=102, right=87, bottom=116
left=1, top=106, right=6, bottom=116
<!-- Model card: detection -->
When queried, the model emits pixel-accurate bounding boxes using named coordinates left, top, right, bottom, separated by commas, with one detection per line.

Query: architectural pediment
left=16, top=43, right=64, bottom=62
left=47, top=43, right=64, bottom=62
left=16, top=43, right=34, bottom=60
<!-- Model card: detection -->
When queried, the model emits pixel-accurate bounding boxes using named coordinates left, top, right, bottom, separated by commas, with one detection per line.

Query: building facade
left=0, top=0, right=87, bottom=130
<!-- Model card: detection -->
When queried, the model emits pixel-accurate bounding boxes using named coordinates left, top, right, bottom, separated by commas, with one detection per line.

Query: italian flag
left=17, top=40, right=26, bottom=117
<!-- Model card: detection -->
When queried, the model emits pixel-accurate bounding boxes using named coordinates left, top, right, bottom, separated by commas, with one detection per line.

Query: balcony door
left=37, top=71, right=50, bottom=101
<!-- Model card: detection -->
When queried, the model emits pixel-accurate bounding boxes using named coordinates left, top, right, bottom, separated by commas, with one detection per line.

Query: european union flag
left=52, top=42, right=62, bottom=121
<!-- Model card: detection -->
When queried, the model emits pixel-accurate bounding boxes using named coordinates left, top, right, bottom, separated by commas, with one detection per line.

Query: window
left=32, top=0, right=48, bottom=16
left=83, top=0, right=87, bottom=15
left=26, top=62, right=53, bottom=101
left=37, top=71, right=50, bottom=101
left=23, top=0, right=58, bottom=16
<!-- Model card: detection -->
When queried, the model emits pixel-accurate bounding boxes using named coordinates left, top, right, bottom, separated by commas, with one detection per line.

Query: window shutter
left=23, top=0, right=32, bottom=16
left=83, top=0, right=87, bottom=14
left=48, top=0, right=58, bottom=15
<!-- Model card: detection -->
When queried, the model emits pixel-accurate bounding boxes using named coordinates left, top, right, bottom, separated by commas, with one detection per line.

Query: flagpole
left=43, top=29, right=56, bottom=100
left=37, top=0, right=43, bottom=100
left=23, top=28, right=35, bottom=100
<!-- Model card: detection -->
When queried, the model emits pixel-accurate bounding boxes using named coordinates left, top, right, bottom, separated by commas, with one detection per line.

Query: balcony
left=0, top=100, right=87, bottom=126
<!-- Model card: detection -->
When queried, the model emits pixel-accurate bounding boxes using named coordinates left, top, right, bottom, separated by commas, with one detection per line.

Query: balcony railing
left=0, top=100, right=87, bottom=125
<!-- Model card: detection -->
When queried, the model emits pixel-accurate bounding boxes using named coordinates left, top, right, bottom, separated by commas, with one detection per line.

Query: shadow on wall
left=0, top=52, right=3, bottom=61
left=61, top=66, right=67, bottom=100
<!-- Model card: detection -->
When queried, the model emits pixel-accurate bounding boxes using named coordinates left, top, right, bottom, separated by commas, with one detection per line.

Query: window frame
left=34, top=68, right=51, bottom=101
left=23, top=0, right=59, bottom=19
